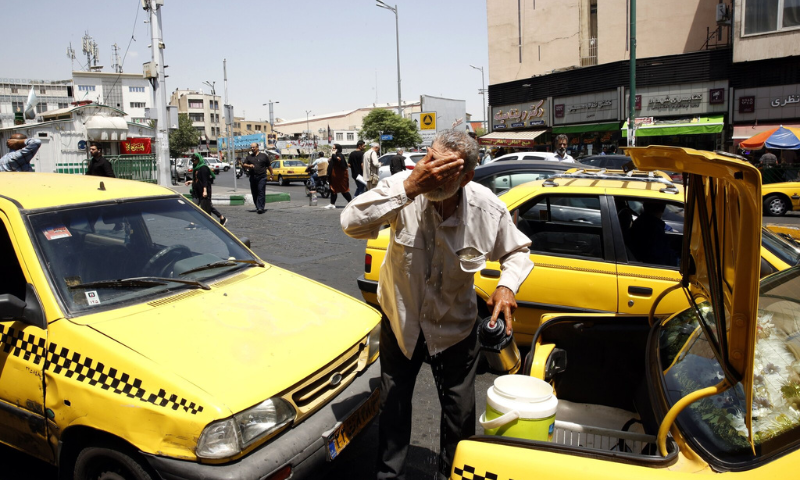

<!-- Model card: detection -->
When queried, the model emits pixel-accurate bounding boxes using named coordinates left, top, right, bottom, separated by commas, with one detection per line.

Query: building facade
left=0, top=79, right=73, bottom=128
left=169, top=89, right=222, bottom=150
left=72, top=71, right=153, bottom=125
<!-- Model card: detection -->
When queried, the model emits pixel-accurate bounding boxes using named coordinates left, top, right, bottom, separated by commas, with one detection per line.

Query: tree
left=359, top=109, right=422, bottom=152
left=475, top=126, right=487, bottom=137
left=169, top=113, right=199, bottom=158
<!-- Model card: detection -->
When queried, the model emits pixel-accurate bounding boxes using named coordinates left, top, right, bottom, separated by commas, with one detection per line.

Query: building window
left=189, top=113, right=205, bottom=122
left=130, top=102, right=146, bottom=109
left=12, top=101, right=23, bottom=113
left=78, top=85, right=96, bottom=92
left=39, top=87, right=47, bottom=95
left=129, top=86, right=145, bottom=93
left=195, top=127, right=205, bottom=134
left=211, top=100, right=219, bottom=110
left=188, top=99, right=204, bottom=109
left=132, top=117, right=147, bottom=124
left=336, top=132, right=343, bottom=141
left=36, top=102, right=47, bottom=113
left=247, top=124, right=252, bottom=130
left=347, top=133, right=354, bottom=141
left=745, top=0, right=800, bottom=34
left=255, top=125, right=261, bottom=131
left=11, top=86, right=18, bottom=94
left=58, top=102, right=69, bottom=109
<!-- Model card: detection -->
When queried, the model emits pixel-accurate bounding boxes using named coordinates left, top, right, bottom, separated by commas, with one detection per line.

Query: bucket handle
left=479, top=410, right=520, bottom=430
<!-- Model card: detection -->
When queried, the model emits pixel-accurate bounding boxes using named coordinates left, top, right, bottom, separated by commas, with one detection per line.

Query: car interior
left=516, top=195, right=605, bottom=259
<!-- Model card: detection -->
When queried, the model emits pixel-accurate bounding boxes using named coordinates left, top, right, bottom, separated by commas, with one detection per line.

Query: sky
left=2, top=0, right=490, bottom=124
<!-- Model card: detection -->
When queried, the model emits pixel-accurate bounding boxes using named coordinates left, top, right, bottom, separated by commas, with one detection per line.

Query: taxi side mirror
left=0, top=284, right=46, bottom=329
left=239, top=236, right=251, bottom=249
left=0, top=294, right=26, bottom=320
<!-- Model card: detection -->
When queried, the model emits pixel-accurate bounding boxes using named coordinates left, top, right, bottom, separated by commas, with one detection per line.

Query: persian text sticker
left=43, top=226, right=72, bottom=240
left=85, top=291, right=101, bottom=306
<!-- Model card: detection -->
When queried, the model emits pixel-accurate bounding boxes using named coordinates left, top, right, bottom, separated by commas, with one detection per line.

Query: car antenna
left=98, top=181, right=106, bottom=191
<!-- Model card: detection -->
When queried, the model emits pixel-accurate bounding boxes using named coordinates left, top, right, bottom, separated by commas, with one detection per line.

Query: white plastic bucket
left=479, top=375, right=557, bottom=441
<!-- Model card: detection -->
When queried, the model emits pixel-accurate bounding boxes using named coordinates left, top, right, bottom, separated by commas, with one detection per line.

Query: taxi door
left=477, top=193, right=618, bottom=344
left=0, top=212, right=53, bottom=462
left=611, top=196, right=689, bottom=316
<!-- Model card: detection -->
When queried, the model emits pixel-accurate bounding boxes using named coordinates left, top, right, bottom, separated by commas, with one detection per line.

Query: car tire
left=764, top=195, right=788, bottom=216
left=74, top=445, right=154, bottom=480
left=224, top=166, right=230, bottom=172
left=278, top=175, right=288, bottom=186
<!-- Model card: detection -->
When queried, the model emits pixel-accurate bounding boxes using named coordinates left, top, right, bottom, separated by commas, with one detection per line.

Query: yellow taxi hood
left=628, top=146, right=761, bottom=441
left=83, top=266, right=379, bottom=415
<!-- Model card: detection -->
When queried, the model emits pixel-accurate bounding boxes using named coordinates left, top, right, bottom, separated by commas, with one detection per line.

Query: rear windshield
left=762, top=228, right=800, bottom=266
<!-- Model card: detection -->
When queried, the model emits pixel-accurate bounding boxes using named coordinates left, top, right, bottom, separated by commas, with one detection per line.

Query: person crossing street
left=242, top=142, right=273, bottom=214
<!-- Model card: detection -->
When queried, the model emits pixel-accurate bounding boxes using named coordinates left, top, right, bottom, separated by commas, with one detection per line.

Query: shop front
left=481, top=99, right=551, bottom=153
left=623, top=81, right=729, bottom=150
left=551, top=89, right=623, bottom=157
left=733, top=83, right=800, bottom=163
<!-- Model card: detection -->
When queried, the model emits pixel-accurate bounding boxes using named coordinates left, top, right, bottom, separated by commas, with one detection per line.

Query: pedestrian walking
left=243, top=142, right=273, bottom=214
left=389, top=148, right=405, bottom=175
left=363, top=142, right=381, bottom=190
left=341, top=130, right=534, bottom=480
left=547, top=134, right=576, bottom=163
left=0, top=133, right=41, bottom=172
left=348, top=140, right=366, bottom=197
left=326, top=143, right=352, bottom=209
left=86, top=143, right=115, bottom=177
left=185, top=153, right=227, bottom=225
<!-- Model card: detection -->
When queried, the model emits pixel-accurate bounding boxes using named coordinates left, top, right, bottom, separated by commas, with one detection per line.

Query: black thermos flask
left=478, top=314, right=521, bottom=374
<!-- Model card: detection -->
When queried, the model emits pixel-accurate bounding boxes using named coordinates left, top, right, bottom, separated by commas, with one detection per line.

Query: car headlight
left=366, top=323, right=381, bottom=363
left=196, top=398, right=296, bottom=459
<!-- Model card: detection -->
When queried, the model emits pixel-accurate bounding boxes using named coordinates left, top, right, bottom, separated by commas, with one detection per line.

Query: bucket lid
left=487, top=375, right=558, bottom=419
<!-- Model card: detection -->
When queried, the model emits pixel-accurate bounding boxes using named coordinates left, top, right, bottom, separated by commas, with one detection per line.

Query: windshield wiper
left=69, top=276, right=210, bottom=290
left=180, top=258, right=264, bottom=276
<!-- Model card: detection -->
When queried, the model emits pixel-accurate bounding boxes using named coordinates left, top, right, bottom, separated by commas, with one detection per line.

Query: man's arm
left=102, top=159, right=116, bottom=178
left=340, top=174, right=410, bottom=239
left=265, top=155, right=273, bottom=176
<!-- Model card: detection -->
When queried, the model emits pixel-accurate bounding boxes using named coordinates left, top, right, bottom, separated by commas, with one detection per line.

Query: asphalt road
left=2, top=168, right=797, bottom=479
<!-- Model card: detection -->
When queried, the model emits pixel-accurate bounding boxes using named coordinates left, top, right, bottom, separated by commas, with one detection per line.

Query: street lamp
left=202, top=80, right=215, bottom=96
left=376, top=0, right=402, bottom=118
left=469, top=65, right=486, bottom=131
left=305, top=110, right=312, bottom=145
left=262, top=100, right=279, bottom=136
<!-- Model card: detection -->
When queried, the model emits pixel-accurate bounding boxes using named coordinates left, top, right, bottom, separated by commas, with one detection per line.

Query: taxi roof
left=0, top=173, right=178, bottom=211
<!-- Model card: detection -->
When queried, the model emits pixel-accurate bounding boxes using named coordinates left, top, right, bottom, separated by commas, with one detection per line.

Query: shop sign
left=629, top=81, right=728, bottom=117
left=553, top=90, right=618, bottom=125
left=479, top=138, right=538, bottom=148
left=635, top=117, right=654, bottom=126
left=733, top=83, right=800, bottom=121
left=120, top=138, right=151, bottom=154
left=709, top=88, right=725, bottom=105
left=648, top=93, right=703, bottom=111
left=635, top=95, right=642, bottom=110
left=491, top=99, right=548, bottom=130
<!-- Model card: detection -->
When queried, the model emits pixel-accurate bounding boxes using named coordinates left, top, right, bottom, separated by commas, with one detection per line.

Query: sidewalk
left=169, top=183, right=290, bottom=206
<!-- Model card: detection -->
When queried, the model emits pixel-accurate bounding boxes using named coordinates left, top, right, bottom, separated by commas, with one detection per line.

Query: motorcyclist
left=307, top=152, right=329, bottom=188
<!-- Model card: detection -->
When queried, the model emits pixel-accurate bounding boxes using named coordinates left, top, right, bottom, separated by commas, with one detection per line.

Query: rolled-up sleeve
left=490, top=212, right=534, bottom=294
left=340, top=174, right=413, bottom=239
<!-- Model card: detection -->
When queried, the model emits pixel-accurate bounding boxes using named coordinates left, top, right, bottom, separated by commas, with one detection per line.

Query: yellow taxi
left=762, top=182, right=800, bottom=216
left=449, top=146, right=800, bottom=480
left=0, top=173, right=380, bottom=480
left=270, top=159, right=310, bottom=186
left=358, top=167, right=798, bottom=346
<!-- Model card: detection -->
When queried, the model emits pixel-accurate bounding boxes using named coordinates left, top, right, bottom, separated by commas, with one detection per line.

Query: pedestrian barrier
left=56, top=154, right=158, bottom=183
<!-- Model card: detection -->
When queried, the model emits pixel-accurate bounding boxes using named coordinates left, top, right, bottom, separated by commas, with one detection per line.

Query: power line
left=105, top=0, right=142, bottom=98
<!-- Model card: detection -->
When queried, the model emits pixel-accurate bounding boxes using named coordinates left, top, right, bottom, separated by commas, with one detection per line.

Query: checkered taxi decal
left=0, top=325, right=204, bottom=415
left=452, top=465, right=500, bottom=480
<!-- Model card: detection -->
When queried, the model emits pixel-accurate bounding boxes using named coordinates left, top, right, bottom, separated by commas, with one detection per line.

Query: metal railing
left=580, top=37, right=598, bottom=67
left=56, top=154, right=158, bottom=183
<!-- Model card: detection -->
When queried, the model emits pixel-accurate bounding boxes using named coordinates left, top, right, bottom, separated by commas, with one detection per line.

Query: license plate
left=325, top=388, right=381, bottom=460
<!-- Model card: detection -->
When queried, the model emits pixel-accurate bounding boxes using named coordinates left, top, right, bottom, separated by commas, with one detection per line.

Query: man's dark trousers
left=250, top=174, right=267, bottom=211
left=376, top=314, right=480, bottom=480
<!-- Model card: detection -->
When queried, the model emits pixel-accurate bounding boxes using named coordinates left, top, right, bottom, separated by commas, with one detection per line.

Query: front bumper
left=143, top=360, right=381, bottom=480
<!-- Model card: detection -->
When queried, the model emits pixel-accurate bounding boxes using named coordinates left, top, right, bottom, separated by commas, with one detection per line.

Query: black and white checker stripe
left=0, top=325, right=47, bottom=365
left=452, top=465, right=500, bottom=480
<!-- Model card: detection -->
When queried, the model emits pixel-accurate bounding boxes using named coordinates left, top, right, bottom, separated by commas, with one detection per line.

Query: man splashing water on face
left=341, top=130, right=534, bottom=480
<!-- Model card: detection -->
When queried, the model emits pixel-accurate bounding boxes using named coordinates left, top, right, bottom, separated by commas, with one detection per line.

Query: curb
left=182, top=193, right=289, bottom=206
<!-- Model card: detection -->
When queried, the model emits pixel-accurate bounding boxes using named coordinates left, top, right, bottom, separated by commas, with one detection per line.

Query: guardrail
left=56, top=154, right=158, bottom=183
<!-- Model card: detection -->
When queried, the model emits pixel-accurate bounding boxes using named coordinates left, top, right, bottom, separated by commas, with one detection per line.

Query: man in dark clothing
left=389, top=148, right=406, bottom=175
left=348, top=140, right=366, bottom=197
left=628, top=201, right=676, bottom=267
left=86, top=143, right=115, bottom=177
left=242, top=142, right=273, bottom=214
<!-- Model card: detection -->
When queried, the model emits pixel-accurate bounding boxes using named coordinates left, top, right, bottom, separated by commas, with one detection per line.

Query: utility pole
left=628, top=0, right=637, bottom=147
left=470, top=65, right=486, bottom=132
left=376, top=1, right=402, bottom=117
left=224, top=59, right=236, bottom=191
left=145, top=0, right=171, bottom=187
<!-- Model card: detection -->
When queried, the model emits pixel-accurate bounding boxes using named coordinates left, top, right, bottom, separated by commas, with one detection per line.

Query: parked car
left=207, top=157, right=228, bottom=172
left=358, top=164, right=797, bottom=346
left=472, top=159, right=574, bottom=195
left=483, top=152, right=552, bottom=165
left=377, top=152, right=427, bottom=180
left=449, top=146, right=800, bottom=480
left=175, top=157, right=193, bottom=182
left=762, top=182, right=800, bottom=216
left=270, top=159, right=311, bottom=186
left=577, top=154, right=634, bottom=169
left=0, top=173, right=381, bottom=480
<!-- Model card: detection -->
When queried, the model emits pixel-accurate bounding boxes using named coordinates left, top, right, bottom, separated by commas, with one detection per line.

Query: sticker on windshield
left=42, top=225, right=72, bottom=240
left=84, top=291, right=101, bottom=305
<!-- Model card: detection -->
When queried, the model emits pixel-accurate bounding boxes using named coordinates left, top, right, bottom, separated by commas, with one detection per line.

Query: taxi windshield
left=762, top=228, right=800, bottom=267
left=27, top=197, right=258, bottom=315
left=658, top=267, right=800, bottom=467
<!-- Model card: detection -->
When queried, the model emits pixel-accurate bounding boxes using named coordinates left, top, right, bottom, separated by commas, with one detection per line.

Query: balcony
left=580, top=37, right=598, bottom=67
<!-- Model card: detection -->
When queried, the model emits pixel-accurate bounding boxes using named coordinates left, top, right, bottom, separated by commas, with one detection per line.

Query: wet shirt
left=0, top=138, right=41, bottom=172
left=341, top=171, right=534, bottom=358
left=244, top=152, right=271, bottom=176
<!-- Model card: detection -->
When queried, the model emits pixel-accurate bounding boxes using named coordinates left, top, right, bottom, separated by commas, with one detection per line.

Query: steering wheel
left=144, top=245, right=191, bottom=277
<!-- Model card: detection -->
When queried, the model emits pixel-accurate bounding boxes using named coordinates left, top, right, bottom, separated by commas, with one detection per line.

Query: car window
left=522, top=155, right=546, bottom=161
left=284, top=160, right=305, bottom=167
left=271, top=161, right=280, bottom=169
left=616, top=197, right=683, bottom=268
left=378, top=155, right=393, bottom=167
left=0, top=220, right=27, bottom=300
left=410, top=154, right=425, bottom=163
left=516, top=195, right=605, bottom=260
left=510, top=172, right=557, bottom=188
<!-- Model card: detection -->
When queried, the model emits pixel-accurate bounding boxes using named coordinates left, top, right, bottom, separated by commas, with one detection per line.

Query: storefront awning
left=478, top=130, right=546, bottom=147
left=85, top=116, right=128, bottom=141
left=733, top=123, right=800, bottom=140
left=551, top=122, right=620, bottom=134
left=621, top=115, right=724, bottom=137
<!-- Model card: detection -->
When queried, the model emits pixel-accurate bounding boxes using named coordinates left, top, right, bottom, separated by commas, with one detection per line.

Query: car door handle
left=481, top=269, right=501, bottom=278
left=628, top=286, right=653, bottom=296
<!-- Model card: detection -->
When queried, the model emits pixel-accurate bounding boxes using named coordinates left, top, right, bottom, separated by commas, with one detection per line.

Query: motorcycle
left=304, top=166, right=331, bottom=198
left=235, top=162, right=244, bottom=179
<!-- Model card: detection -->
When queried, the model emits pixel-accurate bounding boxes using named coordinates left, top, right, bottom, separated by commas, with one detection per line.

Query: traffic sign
left=420, top=112, right=436, bottom=130
left=380, top=134, right=393, bottom=141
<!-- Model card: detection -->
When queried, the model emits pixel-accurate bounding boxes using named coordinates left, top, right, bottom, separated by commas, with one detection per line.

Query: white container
left=479, top=375, right=558, bottom=441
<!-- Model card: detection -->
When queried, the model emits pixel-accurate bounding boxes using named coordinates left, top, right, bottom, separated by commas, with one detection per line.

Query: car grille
left=284, top=338, right=367, bottom=421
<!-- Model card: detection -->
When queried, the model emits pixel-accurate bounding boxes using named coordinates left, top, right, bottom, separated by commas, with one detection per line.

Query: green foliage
left=169, top=113, right=199, bottom=158
left=359, top=109, right=422, bottom=151
left=475, top=126, right=487, bottom=137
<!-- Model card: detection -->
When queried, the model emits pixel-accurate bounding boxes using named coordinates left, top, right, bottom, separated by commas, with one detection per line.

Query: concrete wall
left=488, top=0, right=723, bottom=85
left=732, top=0, right=800, bottom=62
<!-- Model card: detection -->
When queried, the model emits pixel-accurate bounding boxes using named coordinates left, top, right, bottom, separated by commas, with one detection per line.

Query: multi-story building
left=232, top=117, right=274, bottom=140
left=0, top=79, right=73, bottom=128
left=483, top=1, right=800, bottom=157
left=169, top=89, right=222, bottom=151
left=72, top=71, right=152, bottom=125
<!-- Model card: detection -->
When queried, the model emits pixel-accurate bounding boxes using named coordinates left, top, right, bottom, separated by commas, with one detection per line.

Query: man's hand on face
left=403, top=146, right=464, bottom=199
left=486, top=286, right=517, bottom=336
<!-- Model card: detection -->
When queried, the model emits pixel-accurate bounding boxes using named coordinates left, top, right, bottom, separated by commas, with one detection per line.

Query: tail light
left=406, top=165, right=414, bottom=170
left=365, top=254, right=372, bottom=273
left=265, top=466, right=292, bottom=480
